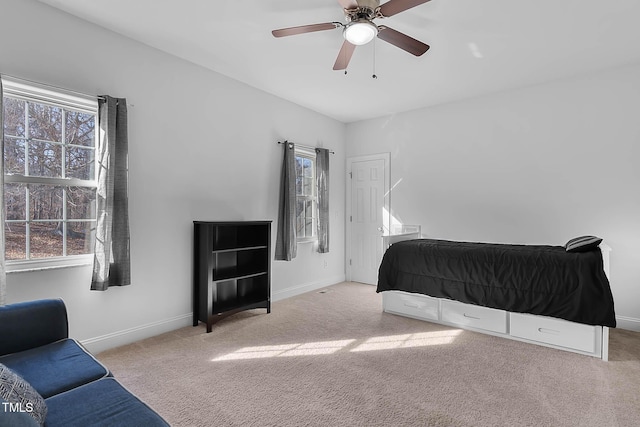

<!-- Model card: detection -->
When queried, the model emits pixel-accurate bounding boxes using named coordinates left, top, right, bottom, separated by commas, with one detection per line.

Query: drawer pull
left=538, top=327, right=561, bottom=335
left=403, top=302, right=424, bottom=309
left=463, top=313, right=481, bottom=320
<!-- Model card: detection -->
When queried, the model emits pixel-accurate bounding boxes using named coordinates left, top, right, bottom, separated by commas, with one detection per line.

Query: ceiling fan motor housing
left=345, top=0, right=380, bottom=22
left=355, top=0, right=381, bottom=11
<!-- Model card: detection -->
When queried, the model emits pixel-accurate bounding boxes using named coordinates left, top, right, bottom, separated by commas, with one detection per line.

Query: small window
left=295, top=147, right=316, bottom=242
left=2, top=77, right=98, bottom=270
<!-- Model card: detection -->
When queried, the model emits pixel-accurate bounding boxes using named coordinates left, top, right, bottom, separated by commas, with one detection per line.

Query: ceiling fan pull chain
left=344, top=45, right=348, bottom=75
left=372, top=37, right=378, bottom=79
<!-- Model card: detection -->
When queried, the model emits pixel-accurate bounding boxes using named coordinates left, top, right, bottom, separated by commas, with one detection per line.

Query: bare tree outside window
left=3, top=87, right=97, bottom=263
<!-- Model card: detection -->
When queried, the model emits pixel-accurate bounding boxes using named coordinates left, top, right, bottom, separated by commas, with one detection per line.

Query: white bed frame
left=381, top=233, right=611, bottom=361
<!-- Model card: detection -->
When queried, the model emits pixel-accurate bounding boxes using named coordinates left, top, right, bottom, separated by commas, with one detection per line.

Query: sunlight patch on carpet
left=211, top=340, right=356, bottom=361
left=350, top=330, right=463, bottom=352
left=211, top=330, right=462, bottom=362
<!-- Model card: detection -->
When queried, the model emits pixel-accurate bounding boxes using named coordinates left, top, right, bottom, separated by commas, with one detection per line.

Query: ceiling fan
left=272, top=0, right=431, bottom=71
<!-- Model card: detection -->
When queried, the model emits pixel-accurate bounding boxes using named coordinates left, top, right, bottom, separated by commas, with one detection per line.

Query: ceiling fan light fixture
left=343, top=20, right=378, bottom=45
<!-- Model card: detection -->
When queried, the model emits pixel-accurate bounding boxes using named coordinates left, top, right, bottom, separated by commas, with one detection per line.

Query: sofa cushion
left=0, top=363, right=47, bottom=426
left=0, top=299, right=68, bottom=357
left=0, top=339, right=109, bottom=399
left=44, top=377, right=169, bottom=426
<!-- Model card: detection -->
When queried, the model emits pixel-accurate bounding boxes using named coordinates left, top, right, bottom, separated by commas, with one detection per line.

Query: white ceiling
left=37, top=0, right=640, bottom=123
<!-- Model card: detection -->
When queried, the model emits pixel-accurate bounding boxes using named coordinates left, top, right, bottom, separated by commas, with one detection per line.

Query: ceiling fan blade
left=379, top=0, right=431, bottom=17
left=377, top=26, right=430, bottom=56
left=337, top=0, right=359, bottom=9
left=272, top=23, right=338, bottom=38
left=333, top=40, right=357, bottom=70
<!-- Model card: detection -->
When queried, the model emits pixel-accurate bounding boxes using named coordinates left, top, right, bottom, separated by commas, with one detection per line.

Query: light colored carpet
left=98, top=282, right=640, bottom=427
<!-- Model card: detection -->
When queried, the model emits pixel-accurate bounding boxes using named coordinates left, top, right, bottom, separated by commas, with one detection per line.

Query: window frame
left=294, top=146, right=318, bottom=243
left=2, top=76, right=99, bottom=272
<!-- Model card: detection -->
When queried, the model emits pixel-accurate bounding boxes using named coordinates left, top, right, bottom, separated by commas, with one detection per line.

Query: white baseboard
left=83, top=313, right=193, bottom=355
left=616, top=315, right=640, bottom=332
left=272, top=274, right=346, bottom=302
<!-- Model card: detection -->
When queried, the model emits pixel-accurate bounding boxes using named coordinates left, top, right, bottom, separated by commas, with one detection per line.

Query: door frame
left=346, top=152, right=391, bottom=283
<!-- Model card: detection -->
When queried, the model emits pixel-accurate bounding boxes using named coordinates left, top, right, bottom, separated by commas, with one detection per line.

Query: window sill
left=6, top=255, right=93, bottom=274
left=297, top=239, right=318, bottom=245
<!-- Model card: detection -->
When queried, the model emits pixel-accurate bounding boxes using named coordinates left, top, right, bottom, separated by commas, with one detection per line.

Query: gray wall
left=2, top=0, right=346, bottom=352
left=346, top=63, right=640, bottom=330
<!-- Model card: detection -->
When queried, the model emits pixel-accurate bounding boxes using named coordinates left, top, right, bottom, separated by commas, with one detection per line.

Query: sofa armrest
left=0, top=299, right=69, bottom=356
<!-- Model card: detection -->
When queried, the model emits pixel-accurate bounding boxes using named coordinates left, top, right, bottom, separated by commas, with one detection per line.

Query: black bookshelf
left=193, top=221, right=271, bottom=332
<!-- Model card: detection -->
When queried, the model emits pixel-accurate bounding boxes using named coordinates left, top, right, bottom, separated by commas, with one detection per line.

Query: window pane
left=296, top=199, right=305, bottom=237
left=295, top=156, right=303, bottom=174
left=305, top=199, right=315, bottom=238
left=5, top=183, right=26, bottom=220
left=67, top=187, right=96, bottom=219
left=28, top=141, right=62, bottom=177
left=295, top=157, right=303, bottom=196
left=303, top=158, right=313, bottom=178
left=30, top=222, right=62, bottom=258
left=67, top=221, right=95, bottom=256
left=29, top=185, right=62, bottom=220
left=305, top=199, right=314, bottom=218
left=66, top=111, right=95, bottom=147
left=5, top=223, right=26, bottom=260
left=305, top=218, right=314, bottom=238
left=66, top=146, right=94, bottom=180
left=29, top=102, right=62, bottom=142
left=4, top=137, right=26, bottom=175
left=303, top=177, right=313, bottom=196
left=3, top=97, right=26, bottom=137
left=295, top=197, right=316, bottom=239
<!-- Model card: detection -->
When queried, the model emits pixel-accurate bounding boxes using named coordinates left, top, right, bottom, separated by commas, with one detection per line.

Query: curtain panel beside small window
left=316, top=148, right=330, bottom=253
left=91, top=96, right=130, bottom=290
left=275, top=142, right=297, bottom=261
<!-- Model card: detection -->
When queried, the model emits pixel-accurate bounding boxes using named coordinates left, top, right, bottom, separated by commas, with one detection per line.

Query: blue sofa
left=0, top=299, right=169, bottom=427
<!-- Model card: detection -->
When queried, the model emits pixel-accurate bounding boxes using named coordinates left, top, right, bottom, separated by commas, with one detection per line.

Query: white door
left=348, top=154, right=389, bottom=285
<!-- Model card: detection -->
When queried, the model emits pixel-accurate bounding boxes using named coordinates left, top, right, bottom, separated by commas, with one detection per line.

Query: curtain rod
left=277, top=140, right=335, bottom=154
left=1, top=73, right=106, bottom=101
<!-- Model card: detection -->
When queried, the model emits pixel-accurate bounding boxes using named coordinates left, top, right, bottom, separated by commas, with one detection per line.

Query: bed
left=377, top=233, right=615, bottom=360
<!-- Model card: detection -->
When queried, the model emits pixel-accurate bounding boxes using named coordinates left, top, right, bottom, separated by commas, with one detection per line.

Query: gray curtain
left=316, top=148, right=330, bottom=253
left=275, top=141, right=297, bottom=261
left=0, top=80, right=6, bottom=305
left=91, top=96, right=130, bottom=290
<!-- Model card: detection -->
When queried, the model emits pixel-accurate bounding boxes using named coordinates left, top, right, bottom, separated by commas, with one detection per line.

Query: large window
left=2, top=77, right=98, bottom=269
left=295, top=147, right=316, bottom=241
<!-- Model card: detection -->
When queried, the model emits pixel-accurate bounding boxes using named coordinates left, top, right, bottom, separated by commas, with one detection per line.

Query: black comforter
left=377, top=239, right=616, bottom=327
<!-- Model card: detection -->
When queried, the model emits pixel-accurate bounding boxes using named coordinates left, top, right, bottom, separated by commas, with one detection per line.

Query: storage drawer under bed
left=383, top=291, right=439, bottom=322
left=441, top=300, right=508, bottom=334
left=510, top=312, right=599, bottom=354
